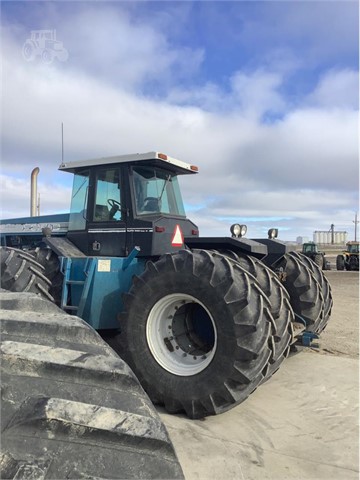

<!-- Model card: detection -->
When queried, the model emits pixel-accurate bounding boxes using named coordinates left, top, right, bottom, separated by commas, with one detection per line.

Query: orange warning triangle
left=171, top=224, right=184, bottom=247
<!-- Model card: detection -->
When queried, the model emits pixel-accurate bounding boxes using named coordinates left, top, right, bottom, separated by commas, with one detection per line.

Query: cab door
left=87, top=166, right=127, bottom=257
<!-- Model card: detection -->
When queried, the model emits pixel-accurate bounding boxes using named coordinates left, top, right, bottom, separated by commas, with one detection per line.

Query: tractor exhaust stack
left=30, top=167, right=40, bottom=216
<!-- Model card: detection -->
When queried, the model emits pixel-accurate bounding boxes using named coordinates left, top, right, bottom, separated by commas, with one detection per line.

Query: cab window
left=93, top=169, right=122, bottom=222
left=69, top=170, right=89, bottom=231
left=132, top=166, right=185, bottom=217
left=348, top=244, right=359, bottom=253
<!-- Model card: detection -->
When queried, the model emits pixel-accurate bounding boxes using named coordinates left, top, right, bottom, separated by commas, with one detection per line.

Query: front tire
left=118, top=249, right=273, bottom=419
left=336, top=255, right=345, bottom=270
left=0, top=247, right=54, bottom=302
left=42, top=49, right=54, bottom=64
left=28, top=247, right=62, bottom=305
left=219, top=250, right=294, bottom=381
left=272, top=253, right=324, bottom=331
left=314, top=254, right=323, bottom=268
left=292, top=252, right=332, bottom=333
left=22, top=41, right=35, bottom=61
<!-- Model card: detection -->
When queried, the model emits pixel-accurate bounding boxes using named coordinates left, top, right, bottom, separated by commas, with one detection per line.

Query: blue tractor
left=0, top=152, right=333, bottom=418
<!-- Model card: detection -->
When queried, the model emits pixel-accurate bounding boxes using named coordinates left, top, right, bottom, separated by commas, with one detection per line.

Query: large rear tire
left=117, top=249, right=274, bottom=419
left=28, top=247, right=62, bottom=305
left=0, top=291, right=183, bottom=480
left=272, top=253, right=324, bottom=331
left=219, top=250, right=294, bottom=381
left=293, top=252, right=333, bottom=333
left=0, top=247, right=54, bottom=303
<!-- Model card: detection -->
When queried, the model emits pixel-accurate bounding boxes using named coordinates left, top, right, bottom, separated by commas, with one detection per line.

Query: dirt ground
left=319, top=271, right=359, bottom=358
left=160, top=269, right=359, bottom=480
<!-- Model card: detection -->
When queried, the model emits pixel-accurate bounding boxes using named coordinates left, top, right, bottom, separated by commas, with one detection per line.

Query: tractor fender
left=251, top=238, right=292, bottom=267
left=184, top=236, right=267, bottom=259
left=43, top=236, right=85, bottom=257
left=185, top=237, right=291, bottom=265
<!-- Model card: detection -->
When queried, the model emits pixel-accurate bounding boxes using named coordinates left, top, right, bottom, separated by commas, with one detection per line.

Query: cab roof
left=59, top=151, right=199, bottom=175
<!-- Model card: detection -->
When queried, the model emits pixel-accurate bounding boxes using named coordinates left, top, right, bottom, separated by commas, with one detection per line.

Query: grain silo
left=313, top=230, right=347, bottom=245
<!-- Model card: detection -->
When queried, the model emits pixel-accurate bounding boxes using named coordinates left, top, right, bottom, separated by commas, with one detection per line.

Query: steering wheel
left=107, top=198, right=121, bottom=220
left=107, top=199, right=121, bottom=210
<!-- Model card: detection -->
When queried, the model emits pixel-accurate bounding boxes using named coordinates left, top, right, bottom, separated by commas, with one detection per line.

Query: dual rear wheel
left=118, top=249, right=331, bottom=418
left=118, top=249, right=292, bottom=418
left=1, top=246, right=331, bottom=419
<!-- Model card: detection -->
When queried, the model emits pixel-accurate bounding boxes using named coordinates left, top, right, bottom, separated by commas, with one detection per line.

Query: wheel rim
left=146, top=293, right=217, bottom=376
left=23, top=44, right=33, bottom=60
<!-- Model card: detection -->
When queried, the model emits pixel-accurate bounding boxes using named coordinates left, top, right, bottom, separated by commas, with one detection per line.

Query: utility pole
left=353, top=212, right=359, bottom=241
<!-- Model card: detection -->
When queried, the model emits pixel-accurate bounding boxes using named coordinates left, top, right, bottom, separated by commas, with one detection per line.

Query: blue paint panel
left=0, top=213, right=69, bottom=247
left=62, top=256, right=146, bottom=330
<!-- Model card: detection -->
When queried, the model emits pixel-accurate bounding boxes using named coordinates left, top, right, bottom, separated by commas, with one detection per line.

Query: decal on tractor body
left=171, top=225, right=184, bottom=247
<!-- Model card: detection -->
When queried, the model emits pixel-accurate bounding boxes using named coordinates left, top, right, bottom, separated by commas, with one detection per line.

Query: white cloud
left=167, top=68, right=287, bottom=119
left=1, top=8, right=358, bottom=241
left=58, top=7, right=204, bottom=91
left=235, top=106, right=358, bottom=190
left=306, top=69, right=359, bottom=109
left=0, top=174, right=72, bottom=218
left=230, top=69, right=286, bottom=119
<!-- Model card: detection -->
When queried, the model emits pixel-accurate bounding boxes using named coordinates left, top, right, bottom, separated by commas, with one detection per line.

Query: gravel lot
left=160, top=269, right=359, bottom=480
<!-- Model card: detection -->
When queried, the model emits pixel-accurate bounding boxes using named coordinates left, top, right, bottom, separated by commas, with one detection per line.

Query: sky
left=1, top=0, right=359, bottom=241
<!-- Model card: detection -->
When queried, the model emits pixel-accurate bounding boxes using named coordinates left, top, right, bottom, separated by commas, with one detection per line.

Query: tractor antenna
left=61, top=122, right=64, bottom=163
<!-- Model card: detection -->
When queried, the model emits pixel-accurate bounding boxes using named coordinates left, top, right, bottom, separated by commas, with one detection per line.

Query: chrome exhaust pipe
left=30, top=167, right=40, bottom=216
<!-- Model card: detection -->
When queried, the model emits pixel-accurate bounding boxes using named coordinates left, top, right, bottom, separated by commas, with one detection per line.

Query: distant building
left=296, top=236, right=309, bottom=244
left=313, top=230, right=348, bottom=245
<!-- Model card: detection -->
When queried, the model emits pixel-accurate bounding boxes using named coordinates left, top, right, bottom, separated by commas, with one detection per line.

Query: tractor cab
left=30, top=30, right=55, bottom=42
left=59, top=152, right=199, bottom=257
left=302, top=242, right=319, bottom=254
left=337, top=241, right=359, bottom=271
left=346, top=242, right=359, bottom=254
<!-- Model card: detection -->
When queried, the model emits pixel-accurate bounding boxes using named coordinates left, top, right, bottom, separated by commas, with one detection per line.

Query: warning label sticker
left=98, top=259, right=111, bottom=272
left=171, top=225, right=184, bottom=247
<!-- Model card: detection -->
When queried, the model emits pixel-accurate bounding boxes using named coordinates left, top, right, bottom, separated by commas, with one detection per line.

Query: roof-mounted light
left=158, top=153, right=168, bottom=160
left=190, top=165, right=199, bottom=172
left=268, top=228, right=279, bottom=239
left=230, top=224, right=247, bottom=238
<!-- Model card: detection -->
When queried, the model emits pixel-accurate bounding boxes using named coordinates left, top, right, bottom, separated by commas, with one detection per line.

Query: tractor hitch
left=300, top=331, right=320, bottom=348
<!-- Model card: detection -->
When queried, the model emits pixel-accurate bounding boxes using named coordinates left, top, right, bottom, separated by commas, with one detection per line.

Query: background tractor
left=0, top=151, right=333, bottom=420
left=336, top=241, right=359, bottom=271
left=301, top=241, right=330, bottom=270
left=22, top=30, right=68, bottom=64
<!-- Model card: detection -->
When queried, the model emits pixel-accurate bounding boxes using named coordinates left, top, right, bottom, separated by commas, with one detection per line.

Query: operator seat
left=94, top=204, right=110, bottom=221
left=142, top=197, right=161, bottom=213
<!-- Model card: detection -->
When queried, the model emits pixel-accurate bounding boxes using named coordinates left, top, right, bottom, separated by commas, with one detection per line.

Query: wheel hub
left=146, top=294, right=217, bottom=376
